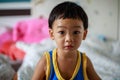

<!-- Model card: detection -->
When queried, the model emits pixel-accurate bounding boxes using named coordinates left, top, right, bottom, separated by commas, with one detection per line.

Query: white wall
left=0, top=2, right=31, bottom=9
left=118, top=0, right=120, bottom=41
left=31, top=0, right=76, bottom=18
left=80, top=0, right=118, bottom=40
left=0, top=16, right=31, bottom=27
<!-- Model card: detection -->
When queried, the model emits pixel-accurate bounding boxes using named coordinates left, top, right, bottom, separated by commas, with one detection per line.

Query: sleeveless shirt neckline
left=52, top=49, right=81, bottom=80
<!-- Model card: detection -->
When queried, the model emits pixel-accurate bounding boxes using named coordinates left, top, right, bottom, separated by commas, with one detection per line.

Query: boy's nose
left=65, top=33, right=73, bottom=42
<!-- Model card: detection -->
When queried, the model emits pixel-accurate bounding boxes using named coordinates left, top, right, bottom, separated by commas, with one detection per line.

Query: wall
left=0, top=16, right=31, bottom=27
left=79, top=0, right=118, bottom=40
left=0, top=2, right=31, bottom=9
left=118, top=0, right=120, bottom=41
left=31, top=0, right=75, bottom=18
left=32, top=0, right=119, bottom=40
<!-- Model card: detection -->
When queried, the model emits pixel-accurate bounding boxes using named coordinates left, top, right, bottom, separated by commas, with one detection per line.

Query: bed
left=16, top=35, right=120, bottom=80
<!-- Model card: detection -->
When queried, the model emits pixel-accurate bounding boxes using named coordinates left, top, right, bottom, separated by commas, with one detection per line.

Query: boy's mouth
left=64, top=45, right=73, bottom=49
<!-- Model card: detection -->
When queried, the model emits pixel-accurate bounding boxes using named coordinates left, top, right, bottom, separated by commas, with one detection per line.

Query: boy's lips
left=65, top=45, right=73, bottom=49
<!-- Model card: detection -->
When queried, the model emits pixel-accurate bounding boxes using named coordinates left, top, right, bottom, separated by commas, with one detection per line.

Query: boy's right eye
left=58, top=31, right=64, bottom=34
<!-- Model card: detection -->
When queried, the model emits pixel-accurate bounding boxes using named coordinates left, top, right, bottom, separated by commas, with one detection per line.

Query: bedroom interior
left=0, top=0, right=120, bottom=80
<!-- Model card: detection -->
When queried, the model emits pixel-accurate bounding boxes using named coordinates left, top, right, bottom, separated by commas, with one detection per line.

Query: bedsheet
left=0, top=54, right=15, bottom=80
left=17, top=37, right=120, bottom=80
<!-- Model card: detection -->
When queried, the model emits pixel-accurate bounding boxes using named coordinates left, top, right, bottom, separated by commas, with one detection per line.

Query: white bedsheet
left=17, top=37, right=120, bottom=80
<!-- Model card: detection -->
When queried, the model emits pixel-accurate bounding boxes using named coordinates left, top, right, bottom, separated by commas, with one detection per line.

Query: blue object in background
left=98, top=35, right=107, bottom=41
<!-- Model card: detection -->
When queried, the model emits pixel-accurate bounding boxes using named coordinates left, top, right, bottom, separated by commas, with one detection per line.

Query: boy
left=32, top=1, right=101, bottom=80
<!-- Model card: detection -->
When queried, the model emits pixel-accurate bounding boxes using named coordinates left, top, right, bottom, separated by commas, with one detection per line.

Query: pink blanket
left=13, top=18, right=49, bottom=43
left=0, top=29, right=13, bottom=48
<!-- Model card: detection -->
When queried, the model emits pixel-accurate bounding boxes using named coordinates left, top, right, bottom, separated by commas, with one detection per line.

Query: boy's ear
left=83, top=30, right=88, bottom=40
left=49, top=29, right=54, bottom=40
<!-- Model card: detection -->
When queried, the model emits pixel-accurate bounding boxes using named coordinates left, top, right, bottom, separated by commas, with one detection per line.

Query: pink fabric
left=0, top=29, right=13, bottom=48
left=13, top=18, right=49, bottom=43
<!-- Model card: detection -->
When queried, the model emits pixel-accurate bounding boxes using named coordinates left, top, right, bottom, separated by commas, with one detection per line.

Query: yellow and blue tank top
left=45, top=49, right=88, bottom=80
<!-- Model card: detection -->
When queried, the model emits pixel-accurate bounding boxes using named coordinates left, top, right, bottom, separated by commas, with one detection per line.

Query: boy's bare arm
left=86, top=56, right=101, bottom=80
left=31, top=55, right=46, bottom=80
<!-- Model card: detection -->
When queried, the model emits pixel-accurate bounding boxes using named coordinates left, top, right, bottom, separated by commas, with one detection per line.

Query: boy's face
left=49, top=18, right=87, bottom=53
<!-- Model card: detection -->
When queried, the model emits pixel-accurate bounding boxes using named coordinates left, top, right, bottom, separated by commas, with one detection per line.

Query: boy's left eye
left=73, top=31, right=80, bottom=34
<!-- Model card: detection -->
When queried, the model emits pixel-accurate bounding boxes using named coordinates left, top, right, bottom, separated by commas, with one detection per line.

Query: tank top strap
left=45, top=50, right=58, bottom=80
left=49, top=51, right=57, bottom=79
left=45, top=52, right=50, bottom=80
left=82, top=52, right=89, bottom=80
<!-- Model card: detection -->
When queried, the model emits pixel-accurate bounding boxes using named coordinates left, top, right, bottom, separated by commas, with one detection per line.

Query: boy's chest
left=57, top=59, right=77, bottom=79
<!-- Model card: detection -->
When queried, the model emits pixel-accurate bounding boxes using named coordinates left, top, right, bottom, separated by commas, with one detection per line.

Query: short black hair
left=48, top=1, right=88, bottom=30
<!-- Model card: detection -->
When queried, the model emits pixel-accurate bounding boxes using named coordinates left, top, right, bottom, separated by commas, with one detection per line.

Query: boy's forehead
left=53, top=18, right=83, bottom=28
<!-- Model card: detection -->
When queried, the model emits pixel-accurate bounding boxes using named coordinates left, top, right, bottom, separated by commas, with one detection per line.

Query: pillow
left=13, top=18, right=49, bottom=44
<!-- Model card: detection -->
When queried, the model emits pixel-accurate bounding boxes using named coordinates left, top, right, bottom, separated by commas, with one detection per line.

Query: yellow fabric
left=45, top=52, right=51, bottom=80
left=52, top=49, right=81, bottom=80
left=82, top=53, right=89, bottom=80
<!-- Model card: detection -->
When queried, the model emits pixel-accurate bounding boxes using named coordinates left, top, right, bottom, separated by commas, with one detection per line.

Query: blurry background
left=0, top=0, right=120, bottom=80
left=0, top=0, right=119, bottom=40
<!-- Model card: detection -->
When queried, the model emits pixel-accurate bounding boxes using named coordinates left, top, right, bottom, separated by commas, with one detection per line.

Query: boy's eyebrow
left=74, top=26, right=82, bottom=28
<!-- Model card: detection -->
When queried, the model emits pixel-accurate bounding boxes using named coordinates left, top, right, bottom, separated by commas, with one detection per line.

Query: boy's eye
left=73, top=31, right=80, bottom=34
left=58, top=31, right=64, bottom=34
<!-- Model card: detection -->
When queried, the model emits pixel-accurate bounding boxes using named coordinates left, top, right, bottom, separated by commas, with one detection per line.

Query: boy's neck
left=56, top=48, right=78, bottom=59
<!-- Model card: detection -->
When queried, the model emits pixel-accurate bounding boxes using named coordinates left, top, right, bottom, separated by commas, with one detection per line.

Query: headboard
left=0, top=0, right=31, bottom=16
